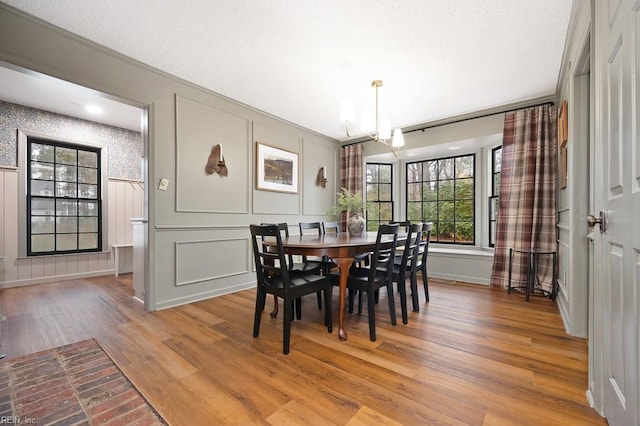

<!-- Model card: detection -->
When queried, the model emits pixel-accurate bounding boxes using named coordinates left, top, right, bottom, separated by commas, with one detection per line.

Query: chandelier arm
left=345, top=122, right=351, bottom=138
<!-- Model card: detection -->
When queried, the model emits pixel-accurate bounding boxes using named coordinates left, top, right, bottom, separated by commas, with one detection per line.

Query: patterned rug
left=0, top=338, right=165, bottom=425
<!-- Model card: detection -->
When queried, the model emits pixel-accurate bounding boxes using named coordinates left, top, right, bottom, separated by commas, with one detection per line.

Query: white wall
left=555, top=0, right=591, bottom=338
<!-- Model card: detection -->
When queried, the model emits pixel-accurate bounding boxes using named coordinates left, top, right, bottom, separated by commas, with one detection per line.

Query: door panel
left=598, top=1, right=639, bottom=425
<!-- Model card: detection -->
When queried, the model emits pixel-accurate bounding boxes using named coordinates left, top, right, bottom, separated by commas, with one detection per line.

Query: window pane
left=57, top=217, right=78, bottom=233
left=55, top=164, right=77, bottom=182
left=438, top=158, right=454, bottom=179
left=379, top=202, right=392, bottom=221
left=56, top=182, right=77, bottom=198
left=79, top=233, right=98, bottom=250
left=379, top=164, right=392, bottom=183
left=78, top=151, right=97, bottom=168
left=455, top=178, right=474, bottom=199
left=493, top=174, right=501, bottom=195
left=56, top=200, right=78, bottom=216
left=407, top=163, right=421, bottom=183
left=407, top=183, right=421, bottom=201
left=456, top=222, right=474, bottom=243
left=31, top=180, right=55, bottom=197
left=32, top=198, right=55, bottom=215
left=31, top=143, right=54, bottom=162
left=78, top=167, right=98, bottom=184
left=31, top=216, right=55, bottom=234
left=423, top=201, right=437, bottom=221
left=455, top=201, right=473, bottom=220
left=423, top=181, right=437, bottom=201
left=31, top=234, right=55, bottom=252
left=407, top=202, right=422, bottom=221
left=79, top=217, right=98, bottom=232
left=366, top=164, right=377, bottom=183
left=56, top=147, right=77, bottom=165
left=424, top=161, right=437, bottom=181
left=78, top=184, right=98, bottom=199
left=31, top=162, right=54, bottom=180
left=456, top=156, right=474, bottom=178
left=438, top=222, right=455, bottom=242
left=78, top=201, right=98, bottom=216
left=379, top=183, right=391, bottom=201
left=439, top=201, right=454, bottom=220
left=439, top=180, right=454, bottom=200
left=367, top=183, right=378, bottom=201
left=494, top=148, right=502, bottom=172
left=57, top=234, right=77, bottom=251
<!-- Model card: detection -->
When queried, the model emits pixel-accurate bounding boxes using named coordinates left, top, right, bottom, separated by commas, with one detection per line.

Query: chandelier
left=339, top=80, right=405, bottom=157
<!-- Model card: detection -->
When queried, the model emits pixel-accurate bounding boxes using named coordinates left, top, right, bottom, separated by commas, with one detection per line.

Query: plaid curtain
left=490, top=105, right=558, bottom=292
left=339, top=144, right=363, bottom=232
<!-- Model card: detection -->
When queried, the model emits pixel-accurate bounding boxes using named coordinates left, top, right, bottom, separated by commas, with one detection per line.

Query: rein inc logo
left=0, top=417, right=36, bottom=424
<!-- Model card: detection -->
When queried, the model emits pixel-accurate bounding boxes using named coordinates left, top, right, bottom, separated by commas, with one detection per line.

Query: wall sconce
left=316, top=165, right=327, bottom=188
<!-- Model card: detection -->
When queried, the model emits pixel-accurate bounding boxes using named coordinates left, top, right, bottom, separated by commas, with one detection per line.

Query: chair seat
left=348, top=266, right=389, bottom=286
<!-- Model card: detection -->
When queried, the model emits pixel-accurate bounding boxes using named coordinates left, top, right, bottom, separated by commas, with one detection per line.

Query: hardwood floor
left=0, top=275, right=606, bottom=425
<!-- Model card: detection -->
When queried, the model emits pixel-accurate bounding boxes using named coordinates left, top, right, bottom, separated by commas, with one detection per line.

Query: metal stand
left=508, top=248, right=557, bottom=301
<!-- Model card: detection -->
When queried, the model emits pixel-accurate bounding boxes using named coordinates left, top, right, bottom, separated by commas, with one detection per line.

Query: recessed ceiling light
left=405, top=152, right=417, bottom=157
left=448, top=146, right=461, bottom=150
left=85, top=104, right=103, bottom=114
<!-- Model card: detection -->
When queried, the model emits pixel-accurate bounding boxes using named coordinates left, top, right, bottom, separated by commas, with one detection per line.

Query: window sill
left=429, top=246, right=494, bottom=258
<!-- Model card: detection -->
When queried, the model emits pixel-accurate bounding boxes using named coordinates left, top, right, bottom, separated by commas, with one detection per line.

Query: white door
left=594, top=0, right=639, bottom=424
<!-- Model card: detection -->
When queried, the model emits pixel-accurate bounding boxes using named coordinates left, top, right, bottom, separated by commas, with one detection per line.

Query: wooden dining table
left=264, top=231, right=404, bottom=341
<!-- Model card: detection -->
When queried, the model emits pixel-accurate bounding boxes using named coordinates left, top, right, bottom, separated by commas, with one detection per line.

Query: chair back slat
left=401, top=223, right=424, bottom=270
left=419, top=222, right=434, bottom=263
left=369, top=224, right=399, bottom=280
left=299, top=222, right=323, bottom=235
left=322, top=221, right=340, bottom=235
left=250, top=224, right=291, bottom=290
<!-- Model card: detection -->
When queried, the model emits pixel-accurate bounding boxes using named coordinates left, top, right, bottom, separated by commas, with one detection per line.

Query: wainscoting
left=0, top=169, right=143, bottom=288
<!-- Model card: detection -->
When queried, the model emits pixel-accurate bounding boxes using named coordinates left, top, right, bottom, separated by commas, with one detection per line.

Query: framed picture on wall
left=256, top=142, right=298, bottom=193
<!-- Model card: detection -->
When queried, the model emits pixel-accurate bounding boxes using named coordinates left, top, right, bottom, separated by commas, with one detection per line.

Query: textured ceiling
left=1, top=0, right=573, bottom=141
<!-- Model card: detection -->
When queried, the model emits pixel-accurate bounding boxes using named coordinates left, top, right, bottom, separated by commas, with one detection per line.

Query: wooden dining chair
left=346, top=223, right=399, bottom=341
left=250, top=224, right=332, bottom=354
left=415, top=222, right=434, bottom=305
left=261, top=222, right=323, bottom=319
left=391, top=222, right=423, bottom=324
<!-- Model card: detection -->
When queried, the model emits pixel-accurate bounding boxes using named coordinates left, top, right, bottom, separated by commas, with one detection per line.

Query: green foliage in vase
left=326, top=187, right=371, bottom=217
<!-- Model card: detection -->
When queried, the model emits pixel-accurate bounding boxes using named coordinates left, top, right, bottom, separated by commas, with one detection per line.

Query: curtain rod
left=342, top=99, right=555, bottom=147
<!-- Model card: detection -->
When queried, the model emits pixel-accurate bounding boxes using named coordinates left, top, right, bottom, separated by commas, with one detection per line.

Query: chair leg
left=316, top=291, right=323, bottom=310
left=357, top=291, right=364, bottom=315
left=410, top=272, right=420, bottom=312
left=348, top=289, right=355, bottom=313
left=367, top=290, right=377, bottom=341
left=422, top=266, right=430, bottom=302
left=397, top=278, right=408, bottom=324
left=283, top=298, right=292, bottom=355
left=253, top=289, right=266, bottom=337
left=386, top=281, right=397, bottom=327
left=295, top=298, right=302, bottom=320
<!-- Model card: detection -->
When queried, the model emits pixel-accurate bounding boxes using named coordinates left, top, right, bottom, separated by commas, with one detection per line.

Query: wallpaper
left=0, top=101, right=142, bottom=180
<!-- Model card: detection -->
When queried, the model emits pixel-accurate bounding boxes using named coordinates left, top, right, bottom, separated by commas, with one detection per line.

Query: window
left=406, top=154, right=475, bottom=244
left=489, top=146, right=501, bottom=247
left=365, top=163, right=393, bottom=231
left=27, top=137, right=102, bottom=255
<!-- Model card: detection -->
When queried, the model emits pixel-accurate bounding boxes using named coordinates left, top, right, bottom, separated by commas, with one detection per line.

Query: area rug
left=0, top=338, right=165, bottom=425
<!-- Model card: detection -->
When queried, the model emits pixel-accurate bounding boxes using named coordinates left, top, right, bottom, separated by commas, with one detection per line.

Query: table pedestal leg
left=333, top=257, right=354, bottom=341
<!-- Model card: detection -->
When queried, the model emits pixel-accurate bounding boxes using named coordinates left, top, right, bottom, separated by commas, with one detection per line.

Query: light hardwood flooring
left=0, top=275, right=606, bottom=425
